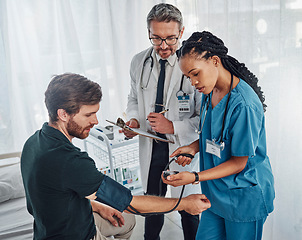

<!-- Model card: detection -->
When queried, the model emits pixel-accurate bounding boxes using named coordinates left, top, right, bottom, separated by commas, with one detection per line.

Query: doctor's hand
left=121, top=119, right=139, bottom=139
left=170, top=140, right=199, bottom=166
left=162, top=171, right=197, bottom=187
left=147, top=112, right=174, bottom=134
left=90, top=200, right=125, bottom=227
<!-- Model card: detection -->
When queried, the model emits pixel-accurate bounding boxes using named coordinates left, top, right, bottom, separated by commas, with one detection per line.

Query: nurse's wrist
left=189, top=140, right=199, bottom=155
left=191, top=171, right=200, bottom=185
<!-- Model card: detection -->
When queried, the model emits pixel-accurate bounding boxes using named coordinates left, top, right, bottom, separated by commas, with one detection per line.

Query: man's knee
left=123, top=213, right=136, bottom=230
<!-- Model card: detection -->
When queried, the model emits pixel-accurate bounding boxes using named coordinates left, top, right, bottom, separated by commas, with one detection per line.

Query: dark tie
left=155, top=59, right=167, bottom=113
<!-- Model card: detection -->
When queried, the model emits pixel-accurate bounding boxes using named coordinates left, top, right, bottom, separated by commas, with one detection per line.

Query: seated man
left=21, top=73, right=211, bottom=240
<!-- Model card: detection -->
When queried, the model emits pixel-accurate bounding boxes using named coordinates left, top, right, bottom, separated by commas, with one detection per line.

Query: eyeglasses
left=149, top=32, right=180, bottom=46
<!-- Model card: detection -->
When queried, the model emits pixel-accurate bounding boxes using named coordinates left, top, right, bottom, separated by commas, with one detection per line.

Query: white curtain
left=0, top=0, right=301, bottom=239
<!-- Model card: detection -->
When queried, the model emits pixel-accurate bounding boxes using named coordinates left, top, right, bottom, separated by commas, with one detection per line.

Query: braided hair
left=177, top=31, right=267, bottom=111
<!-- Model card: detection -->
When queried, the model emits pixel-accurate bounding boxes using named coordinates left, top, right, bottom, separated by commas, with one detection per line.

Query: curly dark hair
left=45, top=73, right=102, bottom=122
left=177, top=31, right=267, bottom=111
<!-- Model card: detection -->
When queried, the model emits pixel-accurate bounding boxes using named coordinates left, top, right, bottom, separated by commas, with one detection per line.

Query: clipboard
left=106, top=118, right=174, bottom=144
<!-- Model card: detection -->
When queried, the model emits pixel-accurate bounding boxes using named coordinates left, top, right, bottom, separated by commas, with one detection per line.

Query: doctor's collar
left=155, top=52, right=176, bottom=67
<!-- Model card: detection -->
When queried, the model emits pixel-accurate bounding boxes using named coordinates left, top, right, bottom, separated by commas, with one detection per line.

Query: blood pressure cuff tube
left=95, top=175, right=133, bottom=212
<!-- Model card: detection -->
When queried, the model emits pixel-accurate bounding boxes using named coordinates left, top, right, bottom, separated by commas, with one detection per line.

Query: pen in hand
left=146, top=109, right=169, bottom=121
left=159, top=109, right=169, bottom=114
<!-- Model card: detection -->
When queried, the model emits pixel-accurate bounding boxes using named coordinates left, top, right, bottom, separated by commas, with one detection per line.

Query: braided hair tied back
left=177, top=31, right=266, bottom=111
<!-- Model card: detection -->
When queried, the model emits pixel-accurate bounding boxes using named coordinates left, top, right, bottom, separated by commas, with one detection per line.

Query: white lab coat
left=126, top=47, right=202, bottom=197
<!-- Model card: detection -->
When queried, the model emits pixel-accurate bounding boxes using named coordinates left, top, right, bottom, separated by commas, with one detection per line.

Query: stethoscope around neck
left=140, top=48, right=187, bottom=97
left=197, top=74, right=234, bottom=150
left=140, top=48, right=155, bottom=90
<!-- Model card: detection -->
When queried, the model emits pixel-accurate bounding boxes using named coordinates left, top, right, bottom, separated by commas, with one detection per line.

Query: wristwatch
left=192, top=171, right=199, bottom=185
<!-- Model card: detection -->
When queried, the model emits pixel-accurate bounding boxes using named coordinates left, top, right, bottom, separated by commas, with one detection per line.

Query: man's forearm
left=127, top=194, right=210, bottom=216
left=87, top=175, right=210, bottom=215
left=128, top=195, right=182, bottom=213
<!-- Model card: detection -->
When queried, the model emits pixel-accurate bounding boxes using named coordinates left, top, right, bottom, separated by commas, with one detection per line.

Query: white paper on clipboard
left=106, top=119, right=174, bottom=144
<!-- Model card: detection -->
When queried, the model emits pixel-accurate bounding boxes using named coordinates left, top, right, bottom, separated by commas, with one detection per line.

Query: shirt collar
left=154, top=51, right=177, bottom=67
left=41, top=122, right=72, bottom=145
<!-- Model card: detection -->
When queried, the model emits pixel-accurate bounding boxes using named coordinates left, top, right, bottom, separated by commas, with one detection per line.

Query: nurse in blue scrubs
left=163, top=31, right=275, bottom=240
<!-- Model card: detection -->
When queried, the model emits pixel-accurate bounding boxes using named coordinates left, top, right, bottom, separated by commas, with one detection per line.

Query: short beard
left=67, top=118, right=90, bottom=139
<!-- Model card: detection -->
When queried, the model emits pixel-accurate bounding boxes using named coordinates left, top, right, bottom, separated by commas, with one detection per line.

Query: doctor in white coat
left=123, top=4, right=202, bottom=240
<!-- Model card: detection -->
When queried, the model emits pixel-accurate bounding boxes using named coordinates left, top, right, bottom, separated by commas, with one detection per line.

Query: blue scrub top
left=199, top=80, right=275, bottom=222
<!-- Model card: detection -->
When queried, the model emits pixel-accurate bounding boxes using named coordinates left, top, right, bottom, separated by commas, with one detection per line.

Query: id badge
left=178, top=95, right=190, bottom=112
left=206, top=139, right=221, bottom=158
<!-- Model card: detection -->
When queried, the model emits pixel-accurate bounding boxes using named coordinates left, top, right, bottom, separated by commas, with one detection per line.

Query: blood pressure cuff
left=95, top=175, right=133, bottom=212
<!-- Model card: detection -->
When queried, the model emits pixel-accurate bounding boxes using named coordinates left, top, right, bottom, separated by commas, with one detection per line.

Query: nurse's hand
left=170, top=142, right=199, bottom=166
left=147, top=112, right=174, bottom=134
left=181, top=194, right=211, bottom=215
left=162, top=171, right=196, bottom=187
left=121, top=119, right=139, bottom=138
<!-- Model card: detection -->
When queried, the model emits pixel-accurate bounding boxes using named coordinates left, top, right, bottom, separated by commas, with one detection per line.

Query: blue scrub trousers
left=196, top=210, right=266, bottom=240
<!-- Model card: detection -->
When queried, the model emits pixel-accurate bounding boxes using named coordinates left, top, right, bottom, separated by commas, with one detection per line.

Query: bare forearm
left=90, top=199, right=110, bottom=214
left=127, top=194, right=211, bottom=216
left=128, top=195, right=181, bottom=213
left=165, top=120, right=174, bottom=134
left=189, top=140, right=199, bottom=154
left=90, top=199, right=98, bottom=212
left=198, top=156, right=248, bottom=181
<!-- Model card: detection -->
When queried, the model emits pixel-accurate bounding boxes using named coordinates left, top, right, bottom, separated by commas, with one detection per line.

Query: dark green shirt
left=21, top=123, right=104, bottom=240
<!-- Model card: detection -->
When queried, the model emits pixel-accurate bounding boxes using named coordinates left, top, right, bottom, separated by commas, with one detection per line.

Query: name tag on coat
left=178, top=95, right=190, bottom=112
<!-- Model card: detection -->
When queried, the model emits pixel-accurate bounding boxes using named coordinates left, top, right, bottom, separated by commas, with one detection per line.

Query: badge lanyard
left=199, top=74, right=234, bottom=158
left=176, top=75, right=190, bottom=113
